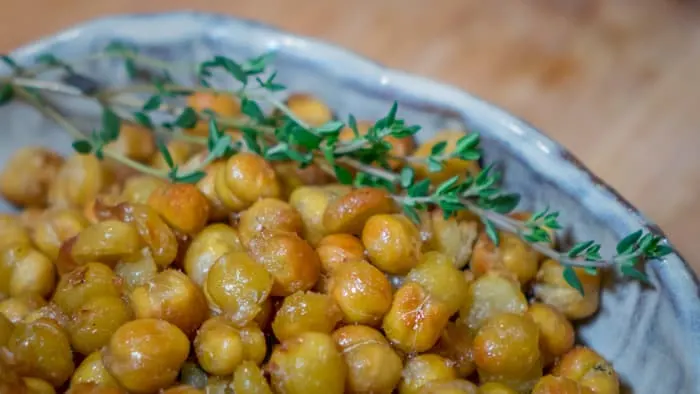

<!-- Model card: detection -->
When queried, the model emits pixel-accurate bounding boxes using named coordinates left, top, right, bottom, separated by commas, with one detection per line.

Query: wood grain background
left=2, top=0, right=698, bottom=271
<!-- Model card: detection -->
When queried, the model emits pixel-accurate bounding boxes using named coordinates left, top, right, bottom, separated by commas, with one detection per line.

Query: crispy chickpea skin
left=332, top=325, right=403, bottom=394
left=120, top=175, right=166, bottom=205
left=8, top=318, right=75, bottom=387
left=272, top=291, right=342, bottom=340
left=405, top=251, right=468, bottom=314
left=457, top=272, right=528, bottom=334
left=66, top=383, right=127, bottom=394
left=194, top=317, right=245, bottom=376
left=215, top=152, right=281, bottom=211
left=239, top=323, right=267, bottom=365
left=473, top=313, right=543, bottom=393
left=52, top=262, right=122, bottom=314
left=325, top=187, right=398, bottom=235
left=411, top=130, right=481, bottom=184
left=0, top=147, right=63, bottom=208
left=0, top=214, right=32, bottom=249
left=183, top=223, right=244, bottom=286
left=248, top=231, right=321, bottom=296
left=48, top=154, right=113, bottom=209
left=68, top=296, right=131, bottom=355
left=196, top=161, right=230, bottom=221
left=431, top=321, right=475, bottom=378
left=238, top=198, right=303, bottom=246
left=31, top=208, right=89, bottom=261
left=23, top=378, right=56, bottom=394
left=471, top=230, right=541, bottom=286
left=532, top=375, right=595, bottom=394
left=186, top=92, right=240, bottom=136
left=399, top=354, right=457, bottom=394
left=0, top=243, right=55, bottom=299
left=71, top=351, right=121, bottom=389
left=329, top=260, right=393, bottom=326
left=273, top=161, right=333, bottom=199
left=420, top=209, right=478, bottom=269
left=70, top=220, right=141, bottom=266
left=233, top=361, right=273, bottom=394
left=105, top=123, right=156, bottom=163
left=161, top=386, right=205, bottom=394
left=285, top=93, right=333, bottom=127
left=534, top=259, right=602, bottom=320
left=206, top=251, right=273, bottom=324
left=130, top=269, right=207, bottom=337
left=316, top=234, right=366, bottom=274
left=103, top=318, right=190, bottom=393
left=147, top=183, right=210, bottom=235
left=268, top=332, right=346, bottom=394
left=113, top=249, right=158, bottom=291
left=552, top=347, right=620, bottom=394
left=527, top=303, right=575, bottom=366
left=362, top=213, right=421, bottom=274
left=0, top=294, right=47, bottom=323
left=338, top=120, right=415, bottom=170
left=478, top=382, right=518, bottom=394
left=289, top=185, right=351, bottom=246
left=418, top=380, right=479, bottom=394
left=0, top=312, right=13, bottom=346
left=383, top=282, right=452, bottom=353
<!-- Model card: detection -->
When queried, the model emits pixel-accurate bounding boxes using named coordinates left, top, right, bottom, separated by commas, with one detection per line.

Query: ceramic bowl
left=1, top=12, right=698, bottom=393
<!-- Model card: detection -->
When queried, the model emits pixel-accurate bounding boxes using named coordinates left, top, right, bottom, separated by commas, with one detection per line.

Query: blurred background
left=2, top=0, right=698, bottom=269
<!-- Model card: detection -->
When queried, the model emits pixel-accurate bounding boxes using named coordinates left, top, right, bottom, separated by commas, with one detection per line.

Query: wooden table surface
left=2, top=0, right=699, bottom=271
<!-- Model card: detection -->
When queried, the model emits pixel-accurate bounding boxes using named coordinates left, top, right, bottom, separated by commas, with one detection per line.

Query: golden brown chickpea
left=285, top=93, right=333, bottom=127
left=68, top=296, right=131, bottom=355
left=239, top=323, right=267, bottom=366
left=161, top=385, right=205, bottom=394
left=552, top=347, right=619, bottom=394
left=23, top=303, right=69, bottom=328
left=31, top=208, right=89, bottom=261
left=273, top=161, right=333, bottom=199
left=206, top=251, right=273, bottom=324
left=194, top=317, right=245, bottom=376
left=103, top=318, right=190, bottom=393
left=238, top=198, right=303, bottom=247
left=332, top=325, right=403, bottom=394
left=22, top=378, right=56, bottom=394
left=478, top=382, right=518, bottom=394
left=104, top=123, right=156, bottom=162
left=0, top=294, right=47, bottom=323
left=289, top=185, right=351, bottom=246
left=324, top=188, right=397, bottom=235
left=186, top=92, right=240, bottom=136
left=71, top=351, right=121, bottom=389
left=150, top=140, right=196, bottom=170
left=66, top=383, right=126, bottom=394
left=147, top=183, right=210, bottom=235
left=316, top=233, right=366, bottom=274
left=0, top=312, right=14, bottom=346
left=431, top=321, right=475, bottom=378
left=418, top=380, right=479, bottom=394
left=196, top=161, right=230, bottom=221
left=0, top=353, right=28, bottom=394
left=71, top=220, right=141, bottom=266
left=457, top=272, right=528, bottom=334
left=233, top=361, right=273, bottom=394
left=411, top=130, right=481, bottom=184
left=471, top=230, right=540, bottom=286
left=338, top=120, right=416, bottom=170
left=268, top=332, right=346, bottom=394
left=382, top=282, right=452, bottom=353
left=48, top=154, right=113, bottom=209
left=526, top=303, right=575, bottom=366
left=534, top=260, right=601, bottom=320
left=328, top=260, right=392, bottom=326
left=8, top=318, right=74, bottom=387
left=52, top=262, right=122, bottom=314
left=405, top=251, right=468, bottom=314
left=254, top=297, right=274, bottom=329
left=399, top=354, right=457, bottom=394
left=215, top=152, right=281, bottom=211
left=248, top=231, right=321, bottom=296
left=0, top=214, right=32, bottom=249
left=272, top=291, right=342, bottom=340
left=362, top=213, right=421, bottom=274
left=113, top=249, right=158, bottom=291
left=420, top=209, right=478, bottom=269
left=532, top=375, right=595, bottom=394
left=120, top=175, right=166, bottom=205
left=473, top=313, right=543, bottom=393
left=0, top=244, right=55, bottom=299
left=0, top=147, right=63, bottom=208
left=130, top=269, right=207, bottom=337
left=183, top=223, right=244, bottom=286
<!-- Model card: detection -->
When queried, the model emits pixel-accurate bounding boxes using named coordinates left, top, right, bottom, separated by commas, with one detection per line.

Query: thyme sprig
left=0, top=45, right=673, bottom=294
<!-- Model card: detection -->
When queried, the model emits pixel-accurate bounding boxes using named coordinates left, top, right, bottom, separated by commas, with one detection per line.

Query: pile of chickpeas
left=0, top=93, right=620, bottom=394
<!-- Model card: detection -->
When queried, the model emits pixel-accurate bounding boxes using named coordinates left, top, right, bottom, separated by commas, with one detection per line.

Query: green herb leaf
left=334, top=165, right=353, bottom=185
left=71, top=140, right=92, bottom=154
left=100, top=108, right=121, bottom=143
left=315, top=121, right=345, bottom=135
left=209, top=135, right=233, bottom=160
left=214, top=56, right=247, bottom=83
left=175, top=107, right=198, bottom=129
left=175, top=171, right=207, bottom=184
left=455, top=133, right=480, bottom=153
left=348, top=114, right=360, bottom=138
left=651, top=244, right=673, bottom=258
left=616, top=229, right=643, bottom=255
left=400, top=167, right=415, bottom=189
left=207, top=117, right=222, bottom=151
left=620, top=265, right=651, bottom=284
left=403, top=205, right=421, bottom=225
left=0, top=84, right=13, bottom=105
left=484, top=219, right=500, bottom=246
left=157, top=141, right=174, bottom=169
left=291, top=129, right=323, bottom=150
left=386, top=101, right=398, bottom=126
left=133, top=112, right=154, bottom=129
left=568, top=240, right=595, bottom=258
left=483, top=193, right=520, bottom=214
left=563, top=266, right=585, bottom=296
left=241, top=98, right=265, bottom=123
left=240, top=127, right=262, bottom=155
left=459, top=150, right=481, bottom=161
left=435, top=175, right=460, bottom=195
left=142, top=95, right=162, bottom=111
left=0, top=55, right=20, bottom=71
left=430, top=141, right=447, bottom=156
left=584, top=266, right=598, bottom=276
left=407, top=179, right=431, bottom=197
left=427, top=157, right=443, bottom=173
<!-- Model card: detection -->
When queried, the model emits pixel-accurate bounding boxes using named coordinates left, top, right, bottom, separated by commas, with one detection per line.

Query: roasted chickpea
left=0, top=294, right=46, bottom=323
left=316, top=234, right=365, bottom=273
left=285, top=93, right=333, bottom=127
left=120, top=175, right=166, bottom=205
left=473, top=313, right=543, bottom=393
left=23, top=303, right=69, bottom=328
left=457, top=272, right=528, bottom=334
left=411, top=130, right=480, bottom=183
left=0, top=214, right=32, bottom=249
left=183, top=223, right=244, bottom=286
left=206, top=252, right=273, bottom=324
left=104, top=123, right=156, bottom=163
left=329, top=260, right=392, bottom=326
left=399, top=354, right=457, bottom=394
left=471, top=230, right=540, bottom=286
left=248, top=231, right=321, bottom=296
left=552, top=347, right=619, bottom=394
left=362, top=213, right=421, bottom=274
left=431, top=321, right=475, bottom=378
left=186, top=92, right=240, bottom=136
left=532, top=375, right=595, bottom=394
left=68, top=296, right=131, bottom=355
left=325, top=188, right=397, bottom=235
left=273, top=161, right=333, bottom=198
left=418, top=380, right=479, bottom=394
left=338, top=120, right=415, bottom=169
left=289, top=185, right=351, bottom=246
left=66, top=383, right=126, bottom=394
left=31, top=208, right=89, bottom=261
left=239, top=324, right=267, bottom=366
left=238, top=198, right=303, bottom=246
left=527, top=303, right=575, bottom=366
left=150, top=140, right=196, bottom=170
left=103, top=318, right=190, bottom=393
left=22, top=378, right=55, bottom=394
left=332, top=325, right=403, bottom=394
left=196, top=161, right=230, bottom=221
left=0, top=312, right=14, bottom=346
left=215, top=152, right=281, bottom=211
left=194, top=317, right=245, bottom=376
left=70, top=351, right=121, bottom=389
left=113, top=250, right=158, bottom=291
left=478, top=383, right=518, bottom=394
left=147, top=183, right=210, bottom=235
left=272, top=291, right=342, bottom=340
left=268, top=332, right=346, bottom=394
left=0, top=147, right=63, bottom=208
left=233, top=361, right=273, bottom=394
left=533, top=260, right=601, bottom=320
left=420, top=209, right=478, bottom=269
left=161, top=386, right=205, bottom=394
left=71, top=220, right=141, bottom=266
left=52, top=262, right=122, bottom=314
left=405, top=251, right=468, bottom=314
left=383, top=282, right=452, bottom=353
left=48, top=154, right=113, bottom=209
left=0, top=244, right=55, bottom=299
left=130, top=269, right=207, bottom=337
left=8, top=318, right=74, bottom=387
